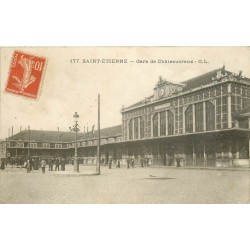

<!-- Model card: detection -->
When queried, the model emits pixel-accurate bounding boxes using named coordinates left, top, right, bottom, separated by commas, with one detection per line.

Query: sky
left=1, top=47, right=250, bottom=139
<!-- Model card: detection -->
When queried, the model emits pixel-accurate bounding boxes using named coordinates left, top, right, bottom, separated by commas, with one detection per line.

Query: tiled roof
left=125, top=95, right=154, bottom=110
left=8, top=125, right=122, bottom=142
left=124, top=67, right=250, bottom=111
left=181, top=67, right=232, bottom=91
left=77, top=125, right=122, bottom=140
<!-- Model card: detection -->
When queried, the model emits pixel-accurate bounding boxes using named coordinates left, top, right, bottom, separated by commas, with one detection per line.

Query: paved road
left=0, top=165, right=249, bottom=204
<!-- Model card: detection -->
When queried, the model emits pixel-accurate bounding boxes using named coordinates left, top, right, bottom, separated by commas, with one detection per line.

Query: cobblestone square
left=0, top=165, right=249, bottom=204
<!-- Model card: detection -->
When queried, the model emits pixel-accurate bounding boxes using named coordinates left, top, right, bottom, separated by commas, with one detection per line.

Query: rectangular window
left=174, top=108, right=178, bottom=134
left=43, top=143, right=50, bottom=149
left=185, top=105, right=193, bottom=133
left=195, top=102, right=203, bottom=132
left=17, top=142, right=24, bottom=148
left=179, top=107, right=183, bottom=134
left=167, top=110, right=174, bottom=135
left=55, top=144, right=62, bottom=149
left=101, top=139, right=106, bottom=144
left=216, top=97, right=222, bottom=129
left=134, top=117, right=139, bottom=139
left=128, top=120, right=133, bottom=140
left=222, top=96, right=228, bottom=128
left=30, top=143, right=37, bottom=148
left=140, top=116, right=145, bottom=139
left=153, top=113, right=158, bottom=137
left=160, top=111, right=166, bottom=136
left=206, top=101, right=215, bottom=131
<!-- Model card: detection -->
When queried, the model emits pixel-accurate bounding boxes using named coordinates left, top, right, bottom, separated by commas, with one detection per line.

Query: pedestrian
left=26, top=159, right=31, bottom=173
left=55, top=158, right=60, bottom=171
left=61, top=158, right=66, bottom=171
left=30, top=158, right=34, bottom=171
left=176, top=154, right=181, bottom=167
left=108, top=158, right=112, bottom=169
left=1, top=158, right=6, bottom=170
left=48, top=158, right=52, bottom=171
left=131, top=158, right=135, bottom=168
left=116, top=160, right=120, bottom=168
left=127, top=158, right=130, bottom=169
left=40, top=158, right=47, bottom=174
left=140, top=157, right=144, bottom=167
left=59, top=158, right=62, bottom=171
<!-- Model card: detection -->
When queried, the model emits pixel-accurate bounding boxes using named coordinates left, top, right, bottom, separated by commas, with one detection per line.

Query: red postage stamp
left=5, top=50, right=46, bottom=99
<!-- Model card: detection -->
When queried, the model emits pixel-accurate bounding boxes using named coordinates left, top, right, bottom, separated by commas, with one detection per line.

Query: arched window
left=153, top=113, right=158, bottom=137
left=160, top=111, right=166, bottom=136
left=185, top=105, right=193, bottom=133
left=128, top=119, right=133, bottom=140
left=167, top=110, right=174, bottom=135
left=206, top=101, right=215, bottom=131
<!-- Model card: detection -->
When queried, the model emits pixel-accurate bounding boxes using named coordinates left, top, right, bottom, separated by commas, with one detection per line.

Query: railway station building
left=2, top=67, right=250, bottom=167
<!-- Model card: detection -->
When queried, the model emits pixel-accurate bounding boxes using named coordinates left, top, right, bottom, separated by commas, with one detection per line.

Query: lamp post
left=69, top=112, right=80, bottom=172
left=28, top=125, right=30, bottom=157
left=15, top=139, right=18, bottom=158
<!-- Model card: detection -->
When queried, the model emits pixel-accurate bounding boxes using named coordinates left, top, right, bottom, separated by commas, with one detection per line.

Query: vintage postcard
left=0, top=47, right=250, bottom=204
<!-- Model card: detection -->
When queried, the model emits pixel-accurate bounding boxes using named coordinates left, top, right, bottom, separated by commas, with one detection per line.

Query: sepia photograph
left=0, top=46, right=250, bottom=204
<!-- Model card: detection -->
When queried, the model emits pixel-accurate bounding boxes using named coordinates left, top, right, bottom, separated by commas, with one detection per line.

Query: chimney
left=12, top=126, right=13, bottom=136
left=58, top=127, right=59, bottom=131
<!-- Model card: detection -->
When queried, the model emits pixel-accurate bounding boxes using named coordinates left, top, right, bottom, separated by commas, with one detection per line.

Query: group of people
left=99, top=156, right=151, bottom=169
left=0, top=156, right=68, bottom=174
left=127, top=157, right=135, bottom=168
left=25, top=157, right=67, bottom=174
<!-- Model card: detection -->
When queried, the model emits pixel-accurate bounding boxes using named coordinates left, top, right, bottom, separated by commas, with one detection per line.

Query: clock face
left=158, top=88, right=165, bottom=97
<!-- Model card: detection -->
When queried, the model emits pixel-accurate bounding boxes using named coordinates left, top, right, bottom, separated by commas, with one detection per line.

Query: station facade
left=2, top=67, right=250, bottom=167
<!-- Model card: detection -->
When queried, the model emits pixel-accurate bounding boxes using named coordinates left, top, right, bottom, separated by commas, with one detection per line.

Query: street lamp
left=69, top=112, right=80, bottom=172
left=15, top=139, right=18, bottom=158
left=28, top=125, right=30, bottom=157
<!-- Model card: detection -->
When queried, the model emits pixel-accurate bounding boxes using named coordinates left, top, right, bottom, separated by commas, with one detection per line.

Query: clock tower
left=153, top=76, right=184, bottom=100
